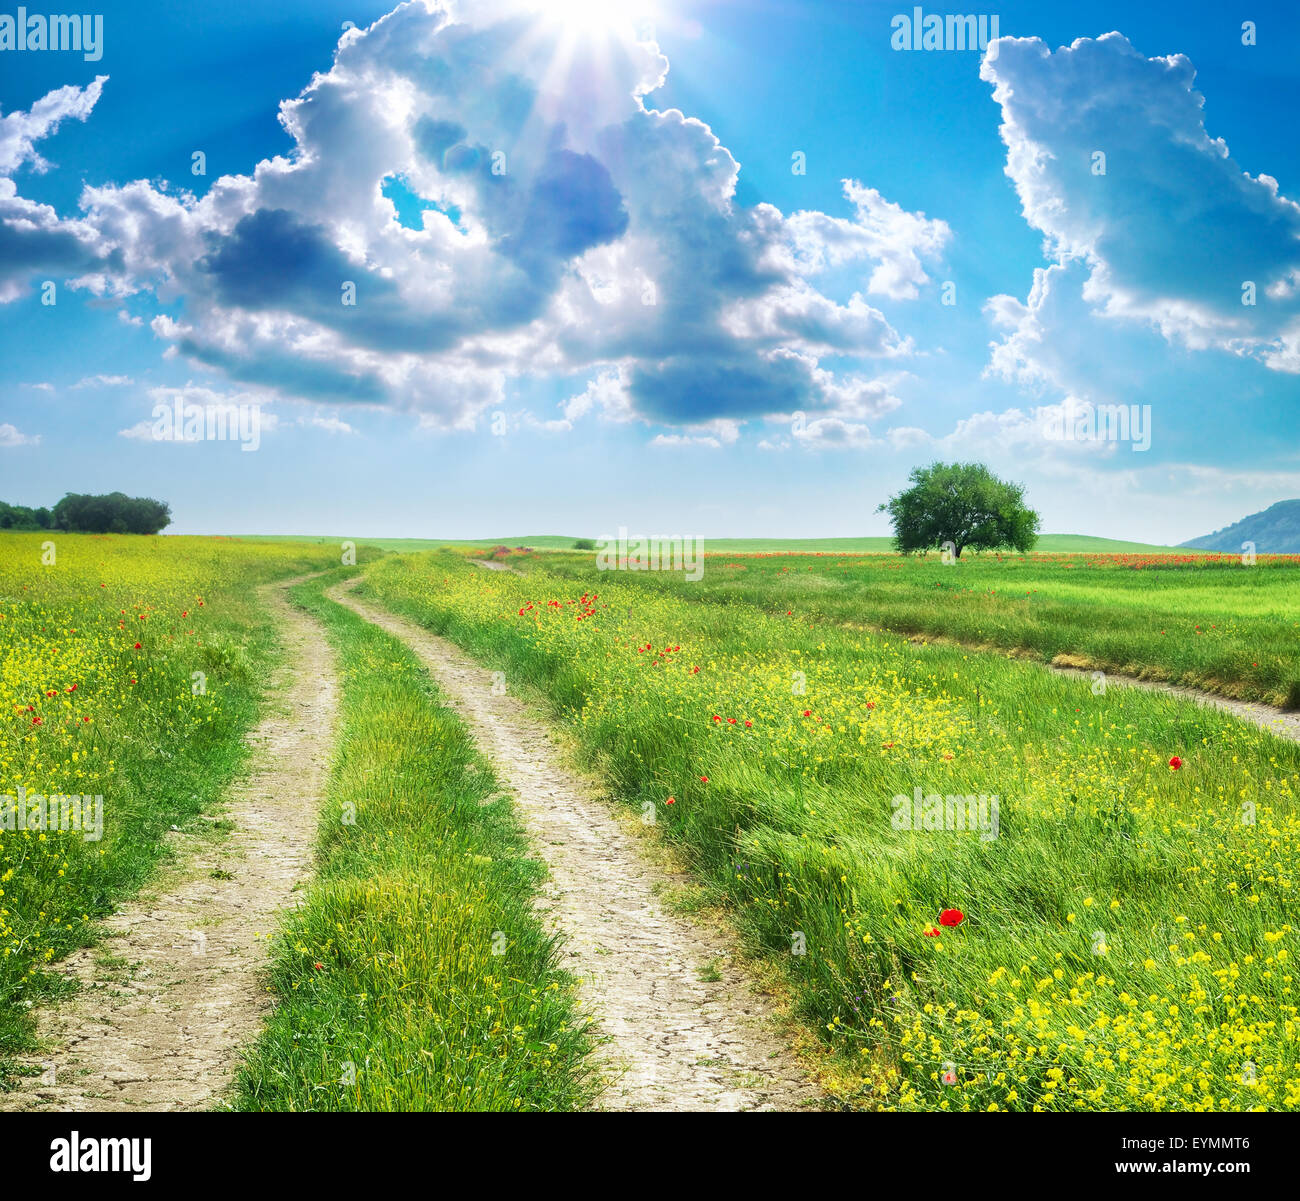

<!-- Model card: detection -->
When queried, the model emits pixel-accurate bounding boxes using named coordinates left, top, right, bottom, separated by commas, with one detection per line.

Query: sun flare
left=535, top=0, right=647, bottom=34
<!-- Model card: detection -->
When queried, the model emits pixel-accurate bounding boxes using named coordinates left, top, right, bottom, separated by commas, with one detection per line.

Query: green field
left=357, top=548, right=1300, bottom=1110
left=7, top=532, right=1298, bottom=1113
left=0, top=534, right=340, bottom=1070
left=514, top=548, right=1300, bottom=708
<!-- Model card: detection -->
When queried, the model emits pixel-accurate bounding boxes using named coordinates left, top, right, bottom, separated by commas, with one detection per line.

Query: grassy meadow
left=4, top=530, right=1297, bottom=1112
left=0, top=533, right=340, bottom=1074
left=512, top=548, right=1300, bottom=709
left=359, top=548, right=1300, bottom=1111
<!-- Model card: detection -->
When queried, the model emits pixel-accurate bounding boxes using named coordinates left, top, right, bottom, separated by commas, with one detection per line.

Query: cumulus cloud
left=0, top=77, right=114, bottom=302
left=983, top=32, right=1300, bottom=378
left=783, top=181, right=950, bottom=300
left=64, top=0, right=936, bottom=433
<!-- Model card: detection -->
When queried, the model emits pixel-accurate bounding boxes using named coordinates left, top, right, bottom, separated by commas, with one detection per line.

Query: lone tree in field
left=878, top=462, right=1040, bottom=558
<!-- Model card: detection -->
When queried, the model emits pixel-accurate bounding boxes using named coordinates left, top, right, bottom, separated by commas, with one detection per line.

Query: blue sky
left=1, top=0, right=1297, bottom=540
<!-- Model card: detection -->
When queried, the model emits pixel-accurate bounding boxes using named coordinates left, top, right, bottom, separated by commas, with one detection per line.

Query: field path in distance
left=328, top=577, right=819, bottom=1112
left=0, top=577, right=338, bottom=1112
left=1047, top=663, right=1300, bottom=743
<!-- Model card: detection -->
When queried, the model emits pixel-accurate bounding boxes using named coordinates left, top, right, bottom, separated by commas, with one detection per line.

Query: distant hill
left=1180, top=500, right=1300, bottom=554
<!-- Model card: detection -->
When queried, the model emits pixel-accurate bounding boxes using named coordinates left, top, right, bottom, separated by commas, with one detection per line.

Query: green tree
left=878, top=461, right=1040, bottom=558
left=0, top=501, right=52, bottom=530
left=51, top=492, right=172, bottom=535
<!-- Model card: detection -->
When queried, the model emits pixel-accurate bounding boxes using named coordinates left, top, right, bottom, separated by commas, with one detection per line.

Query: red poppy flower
left=711, top=715, right=721, bottom=722
left=744, top=720, right=753, bottom=728
left=802, top=709, right=812, bottom=717
left=1169, top=756, right=1183, bottom=770
left=699, top=776, right=709, bottom=783
left=665, top=796, right=676, bottom=806
left=923, top=927, right=940, bottom=938
left=133, top=642, right=142, bottom=650
left=727, top=717, right=737, bottom=725
left=939, top=909, right=964, bottom=927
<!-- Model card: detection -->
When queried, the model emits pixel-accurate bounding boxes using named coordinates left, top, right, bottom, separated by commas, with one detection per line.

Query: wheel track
left=328, top=577, right=819, bottom=1112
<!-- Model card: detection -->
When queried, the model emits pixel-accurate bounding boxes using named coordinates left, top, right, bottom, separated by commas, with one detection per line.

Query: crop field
left=359, top=549, right=1300, bottom=1111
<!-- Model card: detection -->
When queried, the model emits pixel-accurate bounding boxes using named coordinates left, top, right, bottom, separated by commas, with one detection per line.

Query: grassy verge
left=233, top=570, right=593, bottom=1112
left=359, top=550, right=1300, bottom=1112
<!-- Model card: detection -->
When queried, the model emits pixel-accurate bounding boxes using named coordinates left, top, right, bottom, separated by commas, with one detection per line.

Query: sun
left=535, top=0, right=645, bottom=34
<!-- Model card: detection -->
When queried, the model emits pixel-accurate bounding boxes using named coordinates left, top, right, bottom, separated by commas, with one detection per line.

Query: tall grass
left=234, top=571, right=593, bottom=1112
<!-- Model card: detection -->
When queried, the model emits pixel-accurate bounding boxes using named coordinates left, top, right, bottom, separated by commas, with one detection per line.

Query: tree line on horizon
left=0, top=493, right=172, bottom=536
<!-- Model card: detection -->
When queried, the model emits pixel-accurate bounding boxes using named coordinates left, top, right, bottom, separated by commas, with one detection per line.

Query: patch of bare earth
left=328, top=578, right=819, bottom=1112
left=0, top=579, right=337, bottom=1112
left=470, top=558, right=522, bottom=574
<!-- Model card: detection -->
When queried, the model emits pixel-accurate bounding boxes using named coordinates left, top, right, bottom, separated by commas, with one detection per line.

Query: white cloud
left=0, top=78, right=112, bottom=302
left=792, top=417, right=874, bottom=449
left=299, top=413, right=356, bottom=434
left=72, top=373, right=133, bottom=389
left=982, top=32, right=1300, bottom=376
left=0, top=76, right=106, bottom=174
left=0, top=423, right=40, bottom=446
left=65, top=1, right=935, bottom=434
left=784, top=181, right=951, bottom=299
left=649, top=432, right=722, bottom=449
